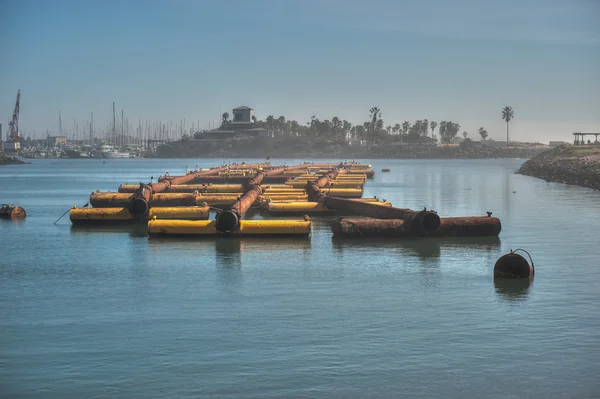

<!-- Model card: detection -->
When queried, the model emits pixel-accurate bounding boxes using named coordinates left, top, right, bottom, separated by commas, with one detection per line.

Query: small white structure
left=232, top=106, right=254, bottom=123
left=3, top=141, right=20, bottom=153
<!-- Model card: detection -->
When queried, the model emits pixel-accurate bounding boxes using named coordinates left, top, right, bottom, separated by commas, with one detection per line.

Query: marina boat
left=94, top=145, right=131, bottom=159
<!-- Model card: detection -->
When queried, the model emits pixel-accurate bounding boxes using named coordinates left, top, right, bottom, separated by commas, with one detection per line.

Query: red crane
left=8, top=89, right=20, bottom=142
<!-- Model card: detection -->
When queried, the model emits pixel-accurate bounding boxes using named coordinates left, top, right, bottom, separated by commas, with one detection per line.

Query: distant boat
left=94, top=145, right=130, bottom=159
left=381, top=168, right=391, bottom=172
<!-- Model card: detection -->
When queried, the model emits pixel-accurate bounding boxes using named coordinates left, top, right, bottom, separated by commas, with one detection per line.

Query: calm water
left=1, top=158, right=599, bottom=399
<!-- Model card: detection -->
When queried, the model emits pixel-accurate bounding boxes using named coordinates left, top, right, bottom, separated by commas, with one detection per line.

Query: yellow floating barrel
left=259, top=194, right=308, bottom=201
left=148, top=219, right=311, bottom=237
left=319, top=188, right=363, bottom=198
left=286, top=181, right=363, bottom=189
left=266, top=201, right=391, bottom=215
left=70, top=206, right=210, bottom=224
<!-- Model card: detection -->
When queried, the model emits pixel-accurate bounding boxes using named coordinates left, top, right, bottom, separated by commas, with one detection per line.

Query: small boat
left=381, top=168, right=391, bottom=172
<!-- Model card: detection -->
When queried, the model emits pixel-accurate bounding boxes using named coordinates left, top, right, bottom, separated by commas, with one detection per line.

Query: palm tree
left=430, top=121, right=437, bottom=140
left=502, top=106, right=514, bottom=148
left=478, top=127, right=488, bottom=141
left=463, top=131, right=468, bottom=139
left=369, top=107, right=381, bottom=145
left=221, top=112, right=230, bottom=123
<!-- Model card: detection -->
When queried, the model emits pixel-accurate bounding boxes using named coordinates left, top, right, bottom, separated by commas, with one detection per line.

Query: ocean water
left=1, top=158, right=599, bottom=399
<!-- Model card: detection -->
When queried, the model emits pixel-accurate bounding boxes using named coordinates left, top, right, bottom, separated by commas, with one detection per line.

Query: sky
left=1, top=0, right=599, bottom=142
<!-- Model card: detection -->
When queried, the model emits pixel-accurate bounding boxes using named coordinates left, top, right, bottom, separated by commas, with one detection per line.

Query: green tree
left=463, top=131, right=468, bottom=139
left=502, top=106, right=514, bottom=148
left=369, top=107, right=382, bottom=145
left=430, top=121, right=438, bottom=139
left=221, top=112, right=230, bottom=123
left=401, top=121, right=410, bottom=135
left=393, top=123, right=400, bottom=135
left=478, top=127, right=488, bottom=141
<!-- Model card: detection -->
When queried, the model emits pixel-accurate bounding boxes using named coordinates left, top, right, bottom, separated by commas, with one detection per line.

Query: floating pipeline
left=90, top=192, right=308, bottom=208
left=70, top=206, right=210, bottom=225
left=311, top=192, right=440, bottom=235
left=263, top=197, right=386, bottom=204
left=265, top=201, right=392, bottom=216
left=189, top=175, right=291, bottom=184
left=331, top=216, right=501, bottom=238
left=118, top=184, right=304, bottom=194
left=317, top=187, right=363, bottom=198
left=0, top=204, right=26, bottom=219
left=127, top=165, right=237, bottom=217
left=215, top=185, right=263, bottom=232
left=286, top=180, right=364, bottom=189
left=148, top=219, right=312, bottom=237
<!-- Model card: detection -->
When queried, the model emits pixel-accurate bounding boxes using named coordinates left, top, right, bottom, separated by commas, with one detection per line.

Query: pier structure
left=573, top=132, right=600, bottom=145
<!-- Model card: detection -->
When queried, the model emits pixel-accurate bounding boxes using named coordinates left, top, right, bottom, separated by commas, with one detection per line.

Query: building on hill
left=202, top=106, right=269, bottom=139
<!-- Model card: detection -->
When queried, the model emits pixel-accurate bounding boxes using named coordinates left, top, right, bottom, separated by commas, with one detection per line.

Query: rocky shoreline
left=154, top=139, right=544, bottom=160
left=0, top=149, right=27, bottom=165
left=517, top=145, right=600, bottom=191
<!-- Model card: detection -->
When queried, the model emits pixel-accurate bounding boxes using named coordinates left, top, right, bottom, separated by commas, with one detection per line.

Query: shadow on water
left=70, top=223, right=148, bottom=237
left=494, top=277, right=533, bottom=303
left=332, top=236, right=501, bottom=259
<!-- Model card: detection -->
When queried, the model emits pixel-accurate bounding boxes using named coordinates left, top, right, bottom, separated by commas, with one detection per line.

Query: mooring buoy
left=0, top=204, right=26, bottom=219
left=494, top=249, right=534, bottom=278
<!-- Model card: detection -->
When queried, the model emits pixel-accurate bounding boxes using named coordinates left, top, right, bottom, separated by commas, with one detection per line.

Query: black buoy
left=494, top=249, right=534, bottom=278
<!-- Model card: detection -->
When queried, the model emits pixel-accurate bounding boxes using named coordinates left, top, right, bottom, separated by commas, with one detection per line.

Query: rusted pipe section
left=0, top=204, right=26, bottom=219
left=215, top=185, right=263, bottom=233
left=307, top=167, right=348, bottom=201
left=323, top=196, right=440, bottom=234
left=331, top=216, right=500, bottom=238
left=129, top=183, right=152, bottom=217
left=128, top=166, right=234, bottom=216
left=243, top=171, right=267, bottom=190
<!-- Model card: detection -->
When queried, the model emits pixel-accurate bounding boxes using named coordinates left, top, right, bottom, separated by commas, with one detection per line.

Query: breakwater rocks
left=0, top=150, right=26, bottom=165
left=517, top=145, right=600, bottom=190
left=155, top=138, right=544, bottom=160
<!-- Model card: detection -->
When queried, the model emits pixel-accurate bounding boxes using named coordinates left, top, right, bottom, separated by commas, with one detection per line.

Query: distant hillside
left=517, top=145, right=600, bottom=190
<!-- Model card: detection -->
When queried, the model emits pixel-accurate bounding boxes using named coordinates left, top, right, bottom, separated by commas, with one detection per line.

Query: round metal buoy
left=494, top=249, right=534, bottom=278
left=0, top=204, right=26, bottom=219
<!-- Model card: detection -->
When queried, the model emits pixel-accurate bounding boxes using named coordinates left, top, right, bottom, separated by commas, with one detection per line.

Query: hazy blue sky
left=1, top=0, right=599, bottom=142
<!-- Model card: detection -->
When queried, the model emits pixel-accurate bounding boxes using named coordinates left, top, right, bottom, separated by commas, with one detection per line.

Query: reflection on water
left=70, top=223, right=148, bottom=237
left=494, top=277, right=533, bottom=302
left=332, top=236, right=501, bottom=259
left=215, top=238, right=242, bottom=269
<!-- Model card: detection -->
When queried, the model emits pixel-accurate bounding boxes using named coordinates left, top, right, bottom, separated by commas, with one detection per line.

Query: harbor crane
left=8, top=89, right=20, bottom=142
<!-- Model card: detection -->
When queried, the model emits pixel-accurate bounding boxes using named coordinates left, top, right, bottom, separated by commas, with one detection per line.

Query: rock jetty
left=0, top=149, right=26, bottom=165
left=517, top=145, right=600, bottom=190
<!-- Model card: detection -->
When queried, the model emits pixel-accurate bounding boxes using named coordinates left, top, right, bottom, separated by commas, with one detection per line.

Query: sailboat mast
left=121, top=110, right=124, bottom=147
left=112, top=102, right=116, bottom=145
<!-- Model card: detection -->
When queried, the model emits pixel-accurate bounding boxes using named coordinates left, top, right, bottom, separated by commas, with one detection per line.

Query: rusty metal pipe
left=215, top=185, right=263, bottom=232
left=322, top=196, right=440, bottom=234
left=128, top=166, right=234, bottom=217
left=129, top=184, right=152, bottom=216
left=331, top=216, right=500, bottom=237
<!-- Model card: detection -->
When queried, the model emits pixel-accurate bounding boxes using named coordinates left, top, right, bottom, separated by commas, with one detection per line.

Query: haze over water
left=1, top=158, right=599, bottom=398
